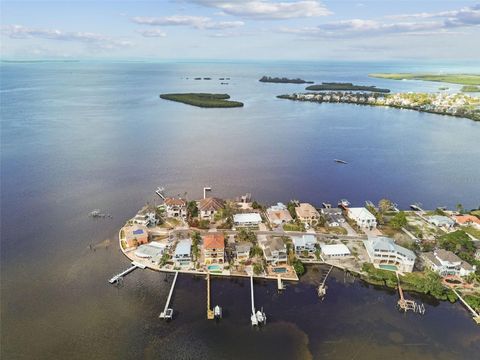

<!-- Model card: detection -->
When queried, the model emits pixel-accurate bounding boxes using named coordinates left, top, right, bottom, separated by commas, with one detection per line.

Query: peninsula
left=159, top=93, right=244, bottom=108
left=369, top=73, right=480, bottom=86
left=259, top=76, right=314, bottom=84
left=278, top=92, right=480, bottom=122
left=306, top=82, right=390, bottom=93
left=113, top=191, right=480, bottom=324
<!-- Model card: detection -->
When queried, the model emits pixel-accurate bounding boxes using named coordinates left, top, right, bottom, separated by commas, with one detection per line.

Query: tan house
left=198, top=197, right=224, bottom=220
left=295, top=203, right=320, bottom=226
left=203, top=233, right=225, bottom=265
left=164, top=197, right=187, bottom=218
left=124, top=225, right=149, bottom=248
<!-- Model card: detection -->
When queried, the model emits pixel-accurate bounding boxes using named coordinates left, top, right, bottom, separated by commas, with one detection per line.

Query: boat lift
left=250, top=276, right=266, bottom=326
left=159, top=271, right=179, bottom=320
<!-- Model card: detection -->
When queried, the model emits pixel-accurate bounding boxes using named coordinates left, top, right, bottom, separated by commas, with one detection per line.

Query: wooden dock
left=396, top=272, right=425, bottom=314
left=451, top=288, right=480, bottom=325
left=159, top=271, right=179, bottom=320
left=207, top=273, right=214, bottom=320
left=317, top=265, right=333, bottom=297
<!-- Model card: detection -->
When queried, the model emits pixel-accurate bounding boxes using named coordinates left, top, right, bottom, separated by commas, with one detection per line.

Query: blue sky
left=1, top=0, right=479, bottom=60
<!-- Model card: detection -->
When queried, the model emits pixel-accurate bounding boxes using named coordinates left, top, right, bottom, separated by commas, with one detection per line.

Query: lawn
left=463, top=226, right=480, bottom=240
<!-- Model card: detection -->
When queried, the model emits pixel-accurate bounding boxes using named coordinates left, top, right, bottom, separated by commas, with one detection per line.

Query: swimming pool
left=208, top=265, right=222, bottom=272
left=379, top=264, right=397, bottom=271
left=273, top=267, right=287, bottom=273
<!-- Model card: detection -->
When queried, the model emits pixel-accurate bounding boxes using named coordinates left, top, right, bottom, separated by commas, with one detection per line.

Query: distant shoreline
left=369, top=73, right=480, bottom=86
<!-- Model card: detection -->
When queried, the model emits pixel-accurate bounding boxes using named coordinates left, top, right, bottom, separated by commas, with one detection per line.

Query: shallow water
left=1, top=60, right=480, bottom=359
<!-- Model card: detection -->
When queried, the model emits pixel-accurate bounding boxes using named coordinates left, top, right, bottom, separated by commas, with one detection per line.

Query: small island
left=259, top=76, right=314, bottom=84
left=306, top=82, right=390, bottom=93
left=369, top=73, right=480, bottom=86
left=461, top=85, right=480, bottom=92
left=159, top=93, right=244, bottom=108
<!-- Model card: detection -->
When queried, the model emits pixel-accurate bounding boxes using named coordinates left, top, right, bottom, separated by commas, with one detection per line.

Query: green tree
left=439, top=230, right=475, bottom=262
left=253, top=263, right=264, bottom=275
left=292, top=259, right=305, bottom=276
left=287, top=201, right=297, bottom=219
left=187, top=201, right=198, bottom=219
left=378, top=198, right=393, bottom=214
left=390, top=211, right=407, bottom=229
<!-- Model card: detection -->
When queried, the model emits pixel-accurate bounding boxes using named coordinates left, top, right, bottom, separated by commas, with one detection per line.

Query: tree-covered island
left=259, top=76, right=314, bottom=84
left=306, top=82, right=390, bottom=93
left=159, top=93, right=244, bottom=108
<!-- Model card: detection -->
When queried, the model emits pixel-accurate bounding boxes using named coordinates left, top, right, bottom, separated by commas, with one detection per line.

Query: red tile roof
left=164, top=198, right=186, bottom=206
left=454, top=215, right=480, bottom=225
left=203, top=234, right=225, bottom=249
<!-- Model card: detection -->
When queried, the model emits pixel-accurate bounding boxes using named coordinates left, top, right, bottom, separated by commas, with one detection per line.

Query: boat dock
left=451, top=288, right=480, bottom=325
left=159, top=271, right=179, bottom=320
left=277, top=275, right=284, bottom=291
left=207, top=273, right=214, bottom=320
left=318, top=265, right=334, bottom=297
left=250, top=276, right=266, bottom=326
left=109, top=262, right=145, bottom=284
left=396, top=273, right=425, bottom=314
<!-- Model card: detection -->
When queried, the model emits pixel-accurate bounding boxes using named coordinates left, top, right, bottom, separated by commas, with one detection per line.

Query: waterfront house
left=454, top=215, right=480, bottom=230
left=173, top=239, right=192, bottom=266
left=295, top=203, right=320, bottom=226
left=133, top=212, right=157, bottom=227
left=134, top=242, right=165, bottom=264
left=321, top=208, right=345, bottom=227
left=124, top=225, right=149, bottom=248
left=291, top=235, right=317, bottom=254
left=347, top=207, right=377, bottom=229
left=233, top=213, right=262, bottom=227
left=260, top=237, right=287, bottom=265
left=198, top=197, right=224, bottom=221
left=320, top=244, right=351, bottom=258
left=427, top=215, right=455, bottom=229
left=266, top=203, right=293, bottom=226
left=236, top=242, right=252, bottom=262
left=203, top=233, right=225, bottom=265
left=164, top=197, right=187, bottom=219
left=422, top=249, right=476, bottom=277
left=363, top=236, right=416, bottom=273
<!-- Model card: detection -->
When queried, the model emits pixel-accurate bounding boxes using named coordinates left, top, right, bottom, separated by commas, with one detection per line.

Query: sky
left=1, top=0, right=480, bottom=60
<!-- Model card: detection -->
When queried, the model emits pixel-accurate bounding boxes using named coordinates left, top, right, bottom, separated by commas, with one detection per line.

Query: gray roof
left=423, top=252, right=442, bottom=267
left=364, top=236, right=416, bottom=261
left=236, top=242, right=252, bottom=253
left=292, top=235, right=316, bottom=247
left=434, top=249, right=462, bottom=263
left=174, top=239, right=192, bottom=256
left=322, top=208, right=342, bottom=215
left=265, top=237, right=285, bottom=252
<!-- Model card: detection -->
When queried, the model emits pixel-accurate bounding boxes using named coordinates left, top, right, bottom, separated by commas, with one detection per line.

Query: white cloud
left=189, top=0, right=331, bottom=19
left=137, top=29, right=167, bottom=38
left=1, top=24, right=133, bottom=49
left=131, top=15, right=244, bottom=30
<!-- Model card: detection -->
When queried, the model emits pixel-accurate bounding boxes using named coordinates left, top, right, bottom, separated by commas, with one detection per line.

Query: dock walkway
left=159, top=271, right=179, bottom=320
left=451, top=288, right=480, bottom=324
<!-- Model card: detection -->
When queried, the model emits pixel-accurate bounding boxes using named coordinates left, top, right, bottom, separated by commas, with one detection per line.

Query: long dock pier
left=159, top=271, right=179, bottom=320
left=207, top=273, right=214, bottom=320
left=317, top=265, right=333, bottom=297
left=451, top=288, right=480, bottom=325
left=109, top=262, right=145, bottom=284
left=396, top=272, right=425, bottom=314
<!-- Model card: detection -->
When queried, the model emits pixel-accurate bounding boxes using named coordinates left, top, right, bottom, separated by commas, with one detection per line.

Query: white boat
left=251, top=313, right=258, bottom=326
left=338, top=199, right=350, bottom=208
left=214, top=305, right=222, bottom=319
left=334, top=159, right=348, bottom=164
left=256, top=308, right=267, bottom=325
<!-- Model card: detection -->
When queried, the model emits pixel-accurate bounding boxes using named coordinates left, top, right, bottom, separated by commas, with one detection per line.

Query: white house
left=266, top=203, right=293, bottom=226
left=198, top=197, right=224, bottom=220
left=233, top=213, right=262, bottom=227
left=321, top=208, right=345, bottom=227
left=164, top=198, right=187, bottom=219
left=235, top=242, right=252, bottom=262
left=347, top=207, right=377, bottom=229
left=133, top=212, right=157, bottom=227
left=427, top=215, right=455, bottom=229
left=291, top=235, right=317, bottom=254
left=363, top=236, right=416, bottom=273
left=320, top=243, right=351, bottom=258
left=423, top=249, right=476, bottom=277
left=173, top=239, right=192, bottom=266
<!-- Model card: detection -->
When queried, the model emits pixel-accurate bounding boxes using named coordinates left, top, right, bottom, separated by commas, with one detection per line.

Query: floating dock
left=159, top=271, right=179, bottom=320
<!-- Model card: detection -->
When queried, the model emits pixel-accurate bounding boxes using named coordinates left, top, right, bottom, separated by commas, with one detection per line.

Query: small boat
left=214, top=305, right=222, bottom=319
left=410, top=203, right=422, bottom=211
left=251, top=313, right=258, bottom=326
left=322, top=202, right=332, bottom=208
left=256, top=308, right=267, bottom=325
left=338, top=199, right=350, bottom=208
left=334, top=159, right=348, bottom=164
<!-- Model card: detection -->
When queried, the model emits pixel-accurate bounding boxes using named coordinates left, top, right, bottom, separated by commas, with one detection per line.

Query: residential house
left=423, top=249, right=476, bottom=277
left=347, top=207, right=377, bottom=229
left=295, top=203, right=320, bottom=226
left=260, top=237, right=288, bottom=265
left=133, top=212, right=157, bottom=227
left=454, top=215, right=480, bottom=230
left=233, top=213, right=262, bottom=227
left=363, top=236, right=416, bottom=272
left=291, top=235, right=317, bottom=254
left=321, top=208, right=345, bottom=227
left=198, top=197, right=224, bottom=220
left=203, top=233, right=225, bottom=265
left=124, top=225, right=149, bottom=248
left=134, top=242, right=165, bottom=264
left=236, top=242, right=252, bottom=262
left=266, top=203, right=293, bottom=226
left=320, top=244, right=351, bottom=258
left=164, top=198, right=187, bottom=218
left=173, top=239, right=192, bottom=266
left=427, top=215, right=455, bottom=229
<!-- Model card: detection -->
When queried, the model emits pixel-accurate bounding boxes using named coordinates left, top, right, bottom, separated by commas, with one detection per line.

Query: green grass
left=369, top=73, right=480, bottom=86
left=283, top=223, right=305, bottom=232
left=461, top=85, right=480, bottom=92
left=160, top=93, right=244, bottom=108
left=306, top=82, right=390, bottom=93
left=463, top=226, right=480, bottom=239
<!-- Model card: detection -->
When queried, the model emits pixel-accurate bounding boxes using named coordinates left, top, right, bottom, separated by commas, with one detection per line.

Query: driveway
left=341, top=222, right=357, bottom=236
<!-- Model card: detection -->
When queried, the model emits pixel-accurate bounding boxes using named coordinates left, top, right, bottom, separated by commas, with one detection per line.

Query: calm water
left=1, top=60, right=480, bottom=359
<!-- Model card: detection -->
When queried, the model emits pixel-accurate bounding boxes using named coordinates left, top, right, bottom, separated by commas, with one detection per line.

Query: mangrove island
left=259, top=76, right=314, bottom=84
left=306, top=82, right=390, bottom=93
left=160, top=93, right=244, bottom=108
